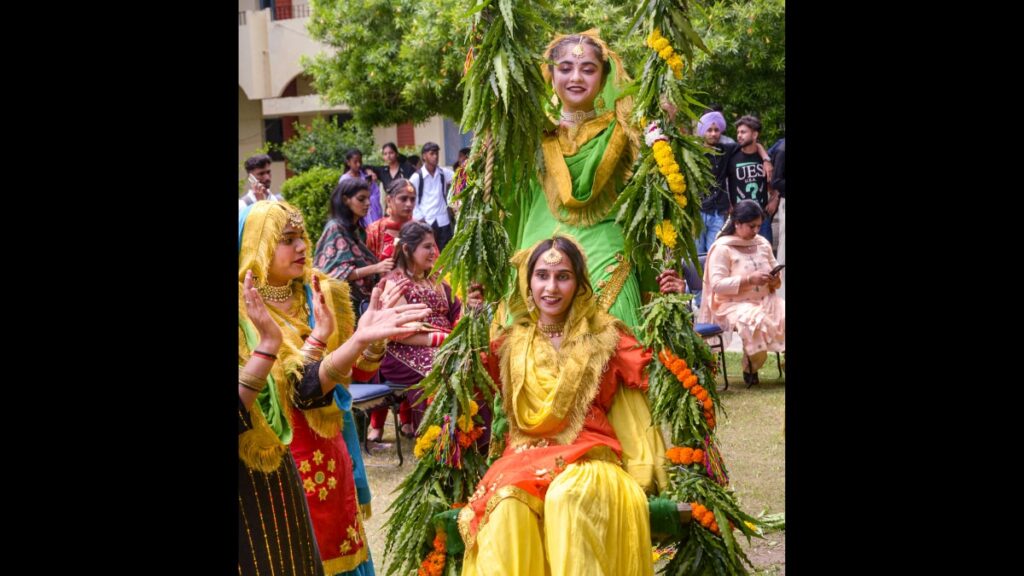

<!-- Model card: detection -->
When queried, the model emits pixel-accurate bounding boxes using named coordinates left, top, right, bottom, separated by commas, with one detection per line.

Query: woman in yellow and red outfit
left=459, top=236, right=668, bottom=576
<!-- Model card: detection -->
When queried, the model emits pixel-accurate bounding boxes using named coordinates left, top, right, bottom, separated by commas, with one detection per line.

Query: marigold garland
left=414, top=425, right=442, bottom=459
left=690, top=502, right=721, bottom=535
left=417, top=530, right=447, bottom=576
left=646, top=29, right=684, bottom=79
left=659, top=349, right=716, bottom=429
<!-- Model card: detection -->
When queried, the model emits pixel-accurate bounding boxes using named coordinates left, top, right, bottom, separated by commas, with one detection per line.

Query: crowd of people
left=238, top=28, right=784, bottom=576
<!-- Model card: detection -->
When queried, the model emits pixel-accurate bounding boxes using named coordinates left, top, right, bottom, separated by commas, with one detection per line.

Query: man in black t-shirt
left=723, top=115, right=778, bottom=244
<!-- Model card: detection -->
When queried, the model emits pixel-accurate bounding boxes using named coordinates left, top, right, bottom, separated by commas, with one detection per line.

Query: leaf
left=499, top=0, right=515, bottom=36
left=493, top=52, right=510, bottom=112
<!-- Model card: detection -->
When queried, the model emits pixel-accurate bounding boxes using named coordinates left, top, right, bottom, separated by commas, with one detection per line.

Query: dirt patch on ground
left=741, top=531, right=785, bottom=575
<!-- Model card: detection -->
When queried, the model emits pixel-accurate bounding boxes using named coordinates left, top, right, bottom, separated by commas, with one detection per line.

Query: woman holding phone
left=697, top=200, right=785, bottom=386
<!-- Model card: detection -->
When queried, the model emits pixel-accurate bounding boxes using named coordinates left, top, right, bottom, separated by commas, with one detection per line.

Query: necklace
left=258, top=281, right=292, bottom=302
left=538, top=321, right=566, bottom=338
left=560, top=109, right=597, bottom=124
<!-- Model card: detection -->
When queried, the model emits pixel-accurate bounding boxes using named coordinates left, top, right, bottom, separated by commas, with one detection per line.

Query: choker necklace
left=560, top=109, right=597, bottom=124
left=258, top=281, right=292, bottom=302
left=538, top=321, right=566, bottom=338
left=405, top=269, right=429, bottom=283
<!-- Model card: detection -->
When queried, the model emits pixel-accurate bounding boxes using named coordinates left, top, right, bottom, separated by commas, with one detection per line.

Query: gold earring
left=594, top=95, right=606, bottom=110
left=527, top=289, right=537, bottom=313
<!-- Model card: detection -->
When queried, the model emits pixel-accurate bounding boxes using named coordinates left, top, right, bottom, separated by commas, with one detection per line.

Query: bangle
left=430, top=332, right=446, bottom=347
left=252, top=351, right=277, bottom=362
left=323, top=352, right=352, bottom=383
left=361, top=350, right=385, bottom=363
left=366, top=339, right=387, bottom=354
left=253, top=349, right=278, bottom=360
left=307, top=335, right=327, bottom=348
left=239, top=380, right=264, bottom=393
left=300, top=345, right=325, bottom=363
left=238, top=367, right=268, bottom=392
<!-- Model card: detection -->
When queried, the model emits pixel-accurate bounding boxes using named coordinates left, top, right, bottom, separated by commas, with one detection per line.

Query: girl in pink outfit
left=698, top=200, right=785, bottom=385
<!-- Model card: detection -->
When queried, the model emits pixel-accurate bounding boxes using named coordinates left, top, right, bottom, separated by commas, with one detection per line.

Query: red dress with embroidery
left=288, top=412, right=368, bottom=573
left=369, top=273, right=462, bottom=429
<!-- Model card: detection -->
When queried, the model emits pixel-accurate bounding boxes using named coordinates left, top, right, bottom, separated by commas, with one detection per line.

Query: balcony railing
left=238, top=4, right=310, bottom=26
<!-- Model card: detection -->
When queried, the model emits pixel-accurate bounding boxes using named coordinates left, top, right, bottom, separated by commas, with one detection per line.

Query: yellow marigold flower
left=659, top=46, right=674, bottom=60
left=414, top=425, right=442, bottom=458
left=654, top=220, right=678, bottom=249
left=652, top=140, right=670, bottom=152
left=469, top=400, right=479, bottom=416
left=667, top=173, right=685, bottom=187
left=674, top=193, right=688, bottom=208
left=457, top=414, right=475, bottom=433
left=653, top=38, right=670, bottom=52
left=660, top=162, right=680, bottom=176
left=652, top=551, right=662, bottom=562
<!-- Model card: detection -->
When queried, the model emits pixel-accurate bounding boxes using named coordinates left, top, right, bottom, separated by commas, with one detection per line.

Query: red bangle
left=252, top=351, right=277, bottom=361
left=306, top=335, right=327, bottom=348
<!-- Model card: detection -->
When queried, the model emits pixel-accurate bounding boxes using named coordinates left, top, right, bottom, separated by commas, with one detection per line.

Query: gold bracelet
left=354, top=354, right=382, bottom=374
left=323, top=352, right=352, bottom=383
left=300, top=344, right=325, bottom=363
left=238, top=379, right=265, bottom=393
left=366, top=339, right=387, bottom=354
left=361, top=348, right=386, bottom=363
left=238, top=367, right=268, bottom=392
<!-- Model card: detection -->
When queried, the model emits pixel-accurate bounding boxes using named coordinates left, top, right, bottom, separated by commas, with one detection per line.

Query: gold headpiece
left=286, top=208, right=305, bottom=231
left=542, top=247, right=564, bottom=265
left=571, top=35, right=586, bottom=58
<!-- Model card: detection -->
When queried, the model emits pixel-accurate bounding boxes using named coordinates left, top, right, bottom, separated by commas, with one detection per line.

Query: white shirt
left=410, top=166, right=454, bottom=226
left=238, top=189, right=284, bottom=210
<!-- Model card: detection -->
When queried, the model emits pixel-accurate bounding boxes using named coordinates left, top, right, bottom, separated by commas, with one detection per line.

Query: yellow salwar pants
left=462, top=459, right=653, bottom=576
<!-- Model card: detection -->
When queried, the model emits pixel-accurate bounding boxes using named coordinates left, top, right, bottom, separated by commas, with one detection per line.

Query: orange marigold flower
left=682, top=379, right=695, bottom=389
left=679, top=368, right=693, bottom=380
left=678, top=447, right=693, bottom=463
left=697, top=390, right=709, bottom=402
left=700, top=513, right=714, bottom=528
left=691, top=449, right=704, bottom=463
left=434, top=533, right=446, bottom=552
left=703, top=398, right=713, bottom=410
left=710, top=521, right=720, bottom=534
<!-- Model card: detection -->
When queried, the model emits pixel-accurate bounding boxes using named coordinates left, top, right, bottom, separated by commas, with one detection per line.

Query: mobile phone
left=248, top=174, right=260, bottom=188
left=769, top=264, right=785, bottom=276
